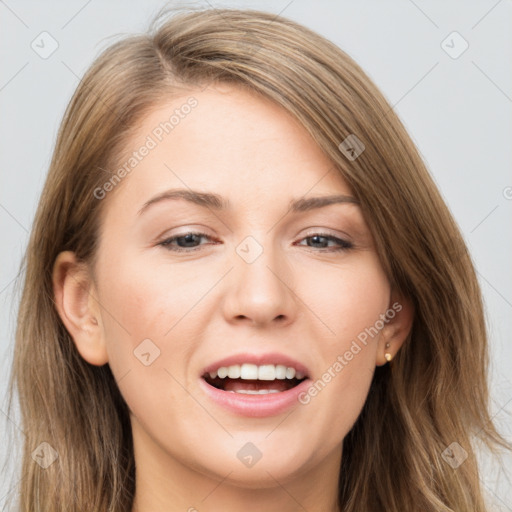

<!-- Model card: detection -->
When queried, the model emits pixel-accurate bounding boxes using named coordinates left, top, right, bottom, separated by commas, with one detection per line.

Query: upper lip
left=202, top=352, right=310, bottom=378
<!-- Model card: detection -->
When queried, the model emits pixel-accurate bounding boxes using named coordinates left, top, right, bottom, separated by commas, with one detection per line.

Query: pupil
left=310, top=235, right=326, bottom=248
left=178, top=234, right=199, bottom=247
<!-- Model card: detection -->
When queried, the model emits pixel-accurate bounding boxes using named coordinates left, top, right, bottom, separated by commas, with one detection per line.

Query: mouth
left=202, top=363, right=308, bottom=394
left=199, top=354, right=312, bottom=417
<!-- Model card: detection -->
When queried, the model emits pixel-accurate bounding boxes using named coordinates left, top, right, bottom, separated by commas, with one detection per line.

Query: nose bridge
left=225, top=232, right=296, bottom=325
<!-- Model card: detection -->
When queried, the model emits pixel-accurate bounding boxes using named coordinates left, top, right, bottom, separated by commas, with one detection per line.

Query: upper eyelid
left=158, top=228, right=350, bottom=241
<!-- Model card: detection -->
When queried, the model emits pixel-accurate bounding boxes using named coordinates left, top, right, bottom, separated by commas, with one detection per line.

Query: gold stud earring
left=384, top=342, right=392, bottom=362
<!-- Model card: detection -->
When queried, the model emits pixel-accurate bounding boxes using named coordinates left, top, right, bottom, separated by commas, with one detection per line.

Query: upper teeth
left=209, top=364, right=305, bottom=381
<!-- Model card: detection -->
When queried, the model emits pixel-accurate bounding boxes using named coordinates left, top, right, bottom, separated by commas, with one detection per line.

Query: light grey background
left=1, top=0, right=511, bottom=508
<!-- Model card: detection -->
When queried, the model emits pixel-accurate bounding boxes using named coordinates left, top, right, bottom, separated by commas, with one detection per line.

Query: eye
left=158, top=231, right=353, bottom=253
left=158, top=232, right=215, bottom=252
left=295, top=233, right=353, bottom=252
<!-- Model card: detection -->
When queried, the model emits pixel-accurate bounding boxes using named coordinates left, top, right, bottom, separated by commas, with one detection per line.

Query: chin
left=184, top=433, right=317, bottom=489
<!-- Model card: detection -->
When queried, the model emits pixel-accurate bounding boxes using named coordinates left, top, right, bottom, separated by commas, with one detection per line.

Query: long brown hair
left=7, top=7, right=509, bottom=511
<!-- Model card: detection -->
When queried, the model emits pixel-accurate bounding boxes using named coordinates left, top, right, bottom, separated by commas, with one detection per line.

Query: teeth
left=258, top=364, right=275, bottom=381
left=275, top=365, right=287, bottom=379
left=208, top=363, right=305, bottom=381
left=231, top=389, right=281, bottom=394
left=240, top=363, right=258, bottom=380
left=227, top=364, right=241, bottom=379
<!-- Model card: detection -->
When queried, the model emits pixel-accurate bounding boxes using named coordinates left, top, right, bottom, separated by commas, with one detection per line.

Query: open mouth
left=202, top=363, right=308, bottom=394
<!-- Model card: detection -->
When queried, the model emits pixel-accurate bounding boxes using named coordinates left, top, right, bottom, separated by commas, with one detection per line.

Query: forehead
left=105, top=84, right=354, bottom=216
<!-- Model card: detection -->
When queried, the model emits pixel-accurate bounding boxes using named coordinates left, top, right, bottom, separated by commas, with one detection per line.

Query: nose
left=222, top=240, right=298, bottom=328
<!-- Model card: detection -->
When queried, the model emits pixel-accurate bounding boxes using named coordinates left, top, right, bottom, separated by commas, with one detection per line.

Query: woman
left=8, top=7, right=508, bottom=511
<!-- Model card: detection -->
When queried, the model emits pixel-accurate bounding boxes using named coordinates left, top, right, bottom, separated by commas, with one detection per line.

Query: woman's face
left=67, top=84, right=408, bottom=497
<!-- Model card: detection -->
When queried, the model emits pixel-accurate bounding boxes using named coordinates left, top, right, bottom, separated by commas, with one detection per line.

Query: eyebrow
left=137, top=188, right=360, bottom=216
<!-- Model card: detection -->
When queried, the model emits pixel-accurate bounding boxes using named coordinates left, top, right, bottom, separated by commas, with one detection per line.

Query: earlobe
left=52, top=251, right=109, bottom=366
left=376, top=294, right=414, bottom=367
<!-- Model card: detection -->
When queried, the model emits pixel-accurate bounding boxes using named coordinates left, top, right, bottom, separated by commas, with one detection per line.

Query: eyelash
left=157, top=231, right=353, bottom=253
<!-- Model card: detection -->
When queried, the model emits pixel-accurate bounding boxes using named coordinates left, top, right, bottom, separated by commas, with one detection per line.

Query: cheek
left=93, top=247, right=200, bottom=387
left=96, top=245, right=208, bottom=344
left=297, top=254, right=389, bottom=436
left=94, top=254, right=203, bottom=432
left=302, top=253, right=390, bottom=345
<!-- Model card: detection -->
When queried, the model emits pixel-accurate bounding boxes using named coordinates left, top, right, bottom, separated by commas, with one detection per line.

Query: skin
left=53, top=84, right=413, bottom=512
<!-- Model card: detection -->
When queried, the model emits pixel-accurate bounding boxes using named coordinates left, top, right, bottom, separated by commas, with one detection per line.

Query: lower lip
left=199, top=378, right=311, bottom=418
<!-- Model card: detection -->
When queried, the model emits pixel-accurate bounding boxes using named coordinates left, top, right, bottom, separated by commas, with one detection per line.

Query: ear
left=52, top=251, right=108, bottom=366
left=375, top=290, right=414, bottom=366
